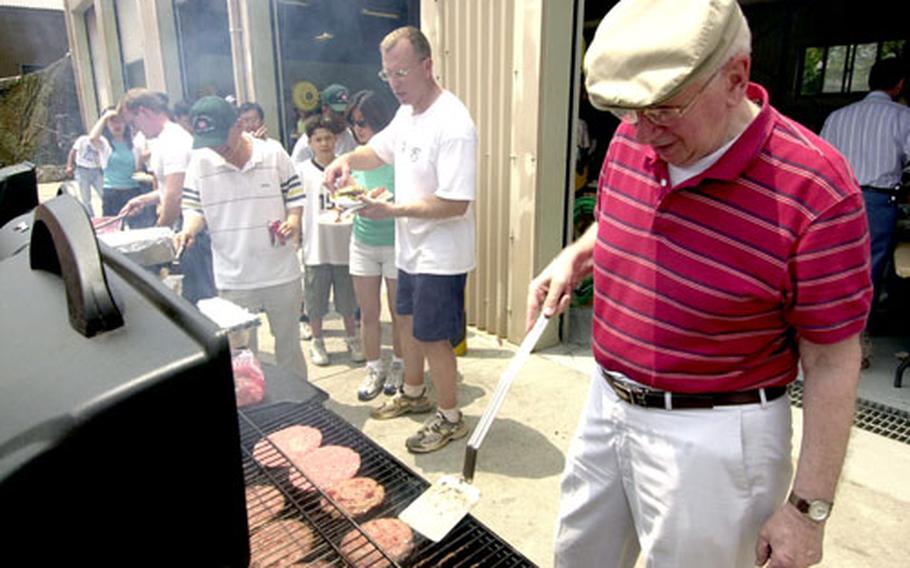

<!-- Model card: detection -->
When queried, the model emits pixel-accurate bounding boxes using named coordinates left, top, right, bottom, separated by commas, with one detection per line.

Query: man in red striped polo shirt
left=527, top=1, right=871, bottom=567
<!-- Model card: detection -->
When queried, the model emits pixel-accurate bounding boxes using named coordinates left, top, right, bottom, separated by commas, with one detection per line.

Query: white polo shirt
left=182, top=136, right=304, bottom=290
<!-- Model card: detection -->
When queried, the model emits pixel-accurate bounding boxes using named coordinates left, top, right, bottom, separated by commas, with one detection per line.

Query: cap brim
left=193, top=131, right=228, bottom=150
left=329, top=103, right=347, bottom=113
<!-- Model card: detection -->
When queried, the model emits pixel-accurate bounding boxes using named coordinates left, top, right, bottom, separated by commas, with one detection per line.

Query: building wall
left=0, top=7, right=68, bottom=78
left=422, top=0, right=577, bottom=344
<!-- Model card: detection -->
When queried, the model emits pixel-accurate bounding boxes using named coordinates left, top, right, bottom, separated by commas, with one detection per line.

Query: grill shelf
left=239, top=401, right=537, bottom=567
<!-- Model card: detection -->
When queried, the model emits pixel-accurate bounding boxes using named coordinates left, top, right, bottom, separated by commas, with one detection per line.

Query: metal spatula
left=399, top=313, right=550, bottom=542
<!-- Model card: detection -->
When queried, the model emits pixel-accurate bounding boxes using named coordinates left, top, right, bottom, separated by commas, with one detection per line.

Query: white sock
left=367, top=359, right=382, bottom=372
left=438, top=407, right=461, bottom=423
left=403, top=383, right=424, bottom=398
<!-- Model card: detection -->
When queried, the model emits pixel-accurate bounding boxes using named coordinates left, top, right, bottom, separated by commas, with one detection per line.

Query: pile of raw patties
left=245, top=425, right=413, bottom=567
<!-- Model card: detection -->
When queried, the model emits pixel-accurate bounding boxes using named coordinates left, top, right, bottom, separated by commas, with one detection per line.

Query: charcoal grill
left=239, top=401, right=537, bottom=567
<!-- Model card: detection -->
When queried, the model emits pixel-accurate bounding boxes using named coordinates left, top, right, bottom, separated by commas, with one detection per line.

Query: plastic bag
left=232, top=349, right=265, bottom=407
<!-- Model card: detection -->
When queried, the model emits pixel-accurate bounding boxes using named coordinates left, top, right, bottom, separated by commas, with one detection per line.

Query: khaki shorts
left=304, top=264, right=357, bottom=319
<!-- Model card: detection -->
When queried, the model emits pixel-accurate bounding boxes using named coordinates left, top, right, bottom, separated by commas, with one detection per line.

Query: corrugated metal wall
left=422, top=0, right=516, bottom=339
left=422, top=0, right=576, bottom=344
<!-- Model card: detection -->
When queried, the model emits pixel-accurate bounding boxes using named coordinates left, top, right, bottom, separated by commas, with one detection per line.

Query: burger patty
left=288, top=445, right=361, bottom=491
left=245, top=484, right=286, bottom=532
left=252, top=425, right=323, bottom=468
left=319, top=477, right=386, bottom=519
left=249, top=518, right=315, bottom=567
left=340, top=517, right=415, bottom=568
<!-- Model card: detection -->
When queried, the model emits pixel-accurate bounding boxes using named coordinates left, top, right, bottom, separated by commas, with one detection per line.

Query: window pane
left=174, top=0, right=234, bottom=101
left=801, top=47, right=825, bottom=95
left=823, top=45, right=847, bottom=93
left=850, top=43, right=878, bottom=92
left=881, top=40, right=906, bottom=60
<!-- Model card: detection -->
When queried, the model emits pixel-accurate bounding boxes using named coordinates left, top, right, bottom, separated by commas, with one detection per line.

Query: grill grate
left=788, top=382, right=910, bottom=445
left=238, top=401, right=537, bottom=567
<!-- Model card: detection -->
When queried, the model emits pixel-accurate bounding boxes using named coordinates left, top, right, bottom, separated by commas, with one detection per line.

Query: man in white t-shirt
left=175, top=96, right=308, bottom=379
left=290, top=84, right=357, bottom=165
left=118, top=89, right=191, bottom=228
left=324, top=26, right=478, bottom=454
left=65, top=134, right=107, bottom=217
left=118, top=89, right=216, bottom=303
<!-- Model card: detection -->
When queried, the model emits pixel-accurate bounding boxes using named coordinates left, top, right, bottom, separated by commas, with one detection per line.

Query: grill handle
left=462, top=313, right=549, bottom=481
left=29, top=194, right=124, bottom=337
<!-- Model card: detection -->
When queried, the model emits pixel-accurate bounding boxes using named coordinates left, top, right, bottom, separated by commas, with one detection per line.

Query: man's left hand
left=357, top=198, right=396, bottom=220
left=755, top=503, right=824, bottom=567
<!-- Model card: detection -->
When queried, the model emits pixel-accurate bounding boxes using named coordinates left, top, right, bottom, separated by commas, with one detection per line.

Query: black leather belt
left=602, top=370, right=787, bottom=409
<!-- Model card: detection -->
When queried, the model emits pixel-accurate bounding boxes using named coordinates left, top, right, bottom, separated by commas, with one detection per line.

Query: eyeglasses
left=607, top=69, right=720, bottom=127
left=350, top=119, right=368, bottom=128
left=378, top=59, right=426, bottom=82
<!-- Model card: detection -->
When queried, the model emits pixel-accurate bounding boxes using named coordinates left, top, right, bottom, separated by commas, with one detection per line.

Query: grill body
left=0, top=198, right=249, bottom=565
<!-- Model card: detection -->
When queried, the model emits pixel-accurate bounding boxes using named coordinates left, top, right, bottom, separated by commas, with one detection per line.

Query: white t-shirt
left=291, top=128, right=357, bottom=165
left=182, top=136, right=304, bottom=290
left=297, top=158, right=352, bottom=266
left=369, top=90, right=477, bottom=274
left=148, top=121, right=193, bottom=201
left=72, top=135, right=110, bottom=169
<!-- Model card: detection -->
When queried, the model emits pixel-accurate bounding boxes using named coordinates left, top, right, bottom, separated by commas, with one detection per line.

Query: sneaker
left=384, top=361, right=404, bottom=395
left=300, top=322, right=313, bottom=341
left=405, top=411, right=469, bottom=454
left=346, top=336, right=365, bottom=363
left=358, top=367, right=385, bottom=401
left=371, top=389, right=433, bottom=420
left=310, top=338, right=330, bottom=366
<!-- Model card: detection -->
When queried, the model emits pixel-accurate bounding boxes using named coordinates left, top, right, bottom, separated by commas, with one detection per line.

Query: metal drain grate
left=788, top=382, right=910, bottom=445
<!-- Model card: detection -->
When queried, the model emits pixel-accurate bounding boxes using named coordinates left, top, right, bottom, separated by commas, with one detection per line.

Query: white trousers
left=554, top=370, right=793, bottom=568
left=220, top=279, right=307, bottom=380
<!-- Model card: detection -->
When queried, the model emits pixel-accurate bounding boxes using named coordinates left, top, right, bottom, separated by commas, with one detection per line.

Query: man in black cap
left=175, top=96, right=308, bottom=380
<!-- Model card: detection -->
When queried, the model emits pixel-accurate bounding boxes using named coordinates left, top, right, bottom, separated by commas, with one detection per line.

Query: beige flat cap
left=584, top=0, right=748, bottom=110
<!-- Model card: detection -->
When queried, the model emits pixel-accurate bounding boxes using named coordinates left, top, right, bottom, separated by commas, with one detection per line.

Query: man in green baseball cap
left=321, top=84, right=350, bottom=113
left=190, top=96, right=239, bottom=150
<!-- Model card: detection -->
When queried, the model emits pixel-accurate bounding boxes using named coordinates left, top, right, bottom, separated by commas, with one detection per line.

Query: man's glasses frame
left=606, top=68, right=722, bottom=127
left=378, top=58, right=428, bottom=82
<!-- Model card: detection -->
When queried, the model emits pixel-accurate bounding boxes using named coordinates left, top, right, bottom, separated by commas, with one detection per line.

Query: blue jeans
left=75, top=166, right=104, bottom=217
left=862, top=189, right=898, bottom=302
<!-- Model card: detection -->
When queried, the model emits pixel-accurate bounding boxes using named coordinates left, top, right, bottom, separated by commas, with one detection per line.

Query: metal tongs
left=93, top=214, right=127, bottom=231
left=399, top=313, right=551, bottom=542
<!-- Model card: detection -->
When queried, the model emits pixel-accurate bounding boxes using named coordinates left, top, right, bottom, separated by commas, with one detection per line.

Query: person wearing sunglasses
left=324, top=26, right=478, bottom=455
left=528, top=1, right=870, bottom=567
left=342, top=90, right=406, bottom=402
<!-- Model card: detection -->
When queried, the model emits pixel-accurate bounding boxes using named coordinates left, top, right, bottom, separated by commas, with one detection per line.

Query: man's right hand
left=119, top=196, right=148, bottom=217
left=174, top=230, right=196, bottom=253
left=526, top=223, right=598, bottom=332
left=323, top=155, right=353, bottom=192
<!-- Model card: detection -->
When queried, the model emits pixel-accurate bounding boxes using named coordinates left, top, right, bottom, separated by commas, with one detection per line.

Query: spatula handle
left=464, top=313, right=549, bottom=455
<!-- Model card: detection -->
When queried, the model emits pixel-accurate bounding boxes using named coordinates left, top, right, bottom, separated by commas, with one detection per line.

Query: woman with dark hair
left=346, top=90, right=405, bottom=401
left=87, top=106, right=146, bottom=224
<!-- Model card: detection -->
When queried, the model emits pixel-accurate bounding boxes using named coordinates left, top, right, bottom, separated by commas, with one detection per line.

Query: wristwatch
left=788, top=490, right=833, bottom=523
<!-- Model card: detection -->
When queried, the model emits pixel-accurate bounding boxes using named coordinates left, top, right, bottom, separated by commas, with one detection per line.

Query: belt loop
left=664, top=391, right=672, bottom=410
left=759, top=388, right=768, bottom=408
